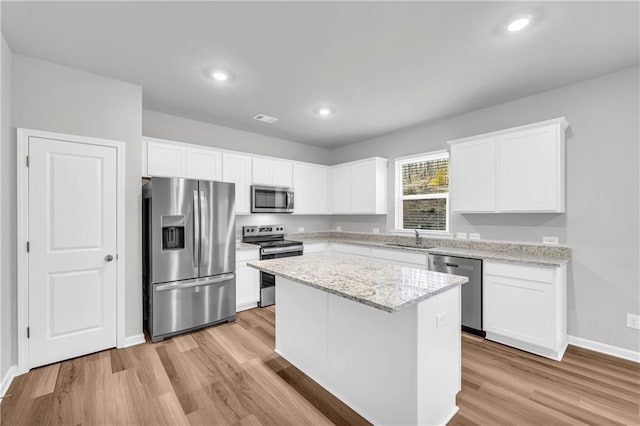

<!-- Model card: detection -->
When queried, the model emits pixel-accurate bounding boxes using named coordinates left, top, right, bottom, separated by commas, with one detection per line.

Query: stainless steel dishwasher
left=428, top=254, right=484, bottom=336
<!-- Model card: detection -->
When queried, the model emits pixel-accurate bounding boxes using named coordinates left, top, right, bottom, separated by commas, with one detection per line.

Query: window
left=395, top=151, right=449, bottom=232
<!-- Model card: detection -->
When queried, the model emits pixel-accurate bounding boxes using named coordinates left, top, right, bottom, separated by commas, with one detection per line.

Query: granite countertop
left=290, top=234, right=570, bottom=267
left=248, top=254, right=468, bottom=313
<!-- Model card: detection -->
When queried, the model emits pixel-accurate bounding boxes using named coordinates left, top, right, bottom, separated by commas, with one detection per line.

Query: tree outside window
left=395, top=152, right=449, bottom=232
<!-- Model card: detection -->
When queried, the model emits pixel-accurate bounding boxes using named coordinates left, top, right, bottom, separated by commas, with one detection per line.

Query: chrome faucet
left=415, top=229, right=420, bottom=246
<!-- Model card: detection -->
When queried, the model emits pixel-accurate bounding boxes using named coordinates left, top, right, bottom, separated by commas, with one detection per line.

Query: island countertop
left=248, top=254, right=468, bottom=313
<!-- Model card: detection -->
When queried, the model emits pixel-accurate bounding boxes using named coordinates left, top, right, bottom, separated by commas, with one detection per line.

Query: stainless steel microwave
left=251, top=185, right=294, bottom=213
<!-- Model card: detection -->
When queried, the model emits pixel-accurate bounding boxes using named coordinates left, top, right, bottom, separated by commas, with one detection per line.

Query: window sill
left=391, top=229, right=453, bottom=239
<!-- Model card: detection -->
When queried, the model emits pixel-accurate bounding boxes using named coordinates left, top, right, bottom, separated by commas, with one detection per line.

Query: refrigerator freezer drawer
left=150, top=274, right=236, bottom=341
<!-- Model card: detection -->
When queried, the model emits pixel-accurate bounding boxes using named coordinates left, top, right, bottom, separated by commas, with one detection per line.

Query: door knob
left=105, top=255, right=114, bottom=262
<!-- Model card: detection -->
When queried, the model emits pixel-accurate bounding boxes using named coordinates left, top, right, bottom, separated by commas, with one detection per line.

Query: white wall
left=143, top=109, right=334, bottom=236
left=0, top=35, right=13, bottom=380
left=143, top=109, right=332, bottom=165
left=330, top=67, right=640, bottom=352
left=11, top=55, right=143, bottom=339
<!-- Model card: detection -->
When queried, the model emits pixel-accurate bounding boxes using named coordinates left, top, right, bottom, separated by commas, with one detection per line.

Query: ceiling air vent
left=253, top=113, right=278, bottom=124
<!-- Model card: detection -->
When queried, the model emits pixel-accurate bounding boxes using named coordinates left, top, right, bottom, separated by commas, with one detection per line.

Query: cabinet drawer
left=330, top=243, right=370, bottom=257
left=236, top=248, right=259, bottom=262
left=370, top=248, right=426, bottom=266
left=485, top=261, right=554, bottom=283
left=303, top=242, right=328, bottom=254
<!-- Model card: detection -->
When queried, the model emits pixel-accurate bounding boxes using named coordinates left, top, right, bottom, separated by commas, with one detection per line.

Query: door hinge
left=26, top=156, right=29, bottom=167
left=27, top=327, right=30, bottom=338
left=26, top=241, right=30, bottom=253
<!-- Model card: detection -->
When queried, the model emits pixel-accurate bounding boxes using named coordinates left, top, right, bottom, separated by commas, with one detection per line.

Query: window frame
left=394, top=150, right=450, bottom=234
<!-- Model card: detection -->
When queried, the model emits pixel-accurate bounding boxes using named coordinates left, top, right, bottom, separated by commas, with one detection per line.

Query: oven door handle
left=262, top=245, right=303, bottom=255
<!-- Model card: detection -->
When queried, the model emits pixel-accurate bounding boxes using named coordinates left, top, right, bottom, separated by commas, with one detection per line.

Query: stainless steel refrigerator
left=143, top=177, right=236, bottom=342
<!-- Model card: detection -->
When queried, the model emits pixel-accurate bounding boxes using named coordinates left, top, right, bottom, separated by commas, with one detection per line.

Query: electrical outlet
left=373, top=228, right=380, bottom=234
left=298, top=227, right=305, bottom=233
left=336, top=225, right=342, bottom=231
left=627, top=314, right=640, bottom=330
left=469, top=233, right=480, bottom=240
left=543, top=236, right=559, bottom=245
left=436, top=312, right=446, bottom=329
left=456, top=232, right=468, bottom=240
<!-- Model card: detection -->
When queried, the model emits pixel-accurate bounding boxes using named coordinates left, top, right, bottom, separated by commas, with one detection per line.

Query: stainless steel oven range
left=242, top=225, right=303, bottom=307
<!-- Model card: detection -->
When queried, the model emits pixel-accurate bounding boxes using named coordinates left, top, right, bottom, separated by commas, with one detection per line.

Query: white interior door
left=28, top=136, right=117, bottom=368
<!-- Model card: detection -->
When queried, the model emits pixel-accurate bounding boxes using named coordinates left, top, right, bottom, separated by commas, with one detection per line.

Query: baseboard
left=118, top=333, right=146, bottom=348
left=567, top=335, right=640, bottom=363
left=0, top=365, right=17, bottom=398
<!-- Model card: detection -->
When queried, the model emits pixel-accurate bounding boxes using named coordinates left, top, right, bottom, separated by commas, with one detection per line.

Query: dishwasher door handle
left=446, top=262, right=459, bottom=268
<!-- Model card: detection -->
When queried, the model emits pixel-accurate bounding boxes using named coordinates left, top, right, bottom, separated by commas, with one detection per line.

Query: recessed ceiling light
left=507, top=16, right=532, bottom=32
left=211, top=70, right=230, bottom=81
left=316, top=107, right=334, bottom=117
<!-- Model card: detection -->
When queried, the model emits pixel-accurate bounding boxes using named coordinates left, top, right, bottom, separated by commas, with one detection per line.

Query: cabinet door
left=223, top=153, right=252, bottom=214
left=351, top=160, right=376, bottom=214
left=252, top=157, right=273, bottom=185
left=293, top=163, right=328, bottom=214
left=147, top=142, right=187, bottom=178
left=331, top=165, right=351, bottom=214
left=187, top=147, right=222, bottom=181
left=329, top=243, right=370, bottom=258
left=499, top=126, right=560, bottom=212
left=272, top=160, right=294, bottom=187
left=370, top=248, right=427, bottom=267
left=236, top=262, right=260, bottom=311
left=450, top=138, right=496, bottom=212
left=484, top=272, right=555, bottom=349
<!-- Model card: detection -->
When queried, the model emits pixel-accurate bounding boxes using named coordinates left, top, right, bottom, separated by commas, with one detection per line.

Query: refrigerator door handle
left=193, top=190, right=200, bottom=268
left=155, top=273, right=236, bottom=291
left=199, top=190, right=208, bottom=265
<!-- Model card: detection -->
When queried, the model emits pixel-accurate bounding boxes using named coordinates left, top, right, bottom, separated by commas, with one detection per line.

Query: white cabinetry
left=302, top=242, right=329, bottom=254
left=448, top=118, right=568, bottom=213
left=329, top=157, right=387, bottom=214
left=144, top=138, right=222, bottom=181
left=223, top=152, right=252, bottom=215
left=484, top=261, right=567, bottom=360
left=293, top=163, right=329, bottom=215
left=252, top=157, right=293, bottom=187
left=449, top=137, right=496, bottom=213
left=329, top=243, right=371, bottom=258
left=236, top=247, right=260, bottom=311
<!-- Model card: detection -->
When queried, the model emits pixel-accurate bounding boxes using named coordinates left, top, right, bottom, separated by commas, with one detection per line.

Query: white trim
left=118, top=333, right=146, bottom=349
left=17, top=128, right=128, bottom=374
left=446, top=117, right=569, bottom=146
left=567, top=335, right=640, bottom=363
left=0, top=365, right=17, bottom=398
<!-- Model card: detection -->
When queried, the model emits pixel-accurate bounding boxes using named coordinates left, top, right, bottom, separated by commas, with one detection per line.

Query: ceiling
left=2, top=1, right=638, bottom=148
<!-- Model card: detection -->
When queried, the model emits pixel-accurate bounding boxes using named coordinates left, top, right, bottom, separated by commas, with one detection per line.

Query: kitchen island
left=248, top=254, right=468, bottom=426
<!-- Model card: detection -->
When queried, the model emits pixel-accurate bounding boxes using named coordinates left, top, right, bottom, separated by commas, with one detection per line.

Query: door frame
left=16, top=128, right=127, bottom=374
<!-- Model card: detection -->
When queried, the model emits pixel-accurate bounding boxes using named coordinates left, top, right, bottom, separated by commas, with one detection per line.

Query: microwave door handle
left=193, top=190, right=200, bottom=268
left=287, top=191, right=293, bottom=210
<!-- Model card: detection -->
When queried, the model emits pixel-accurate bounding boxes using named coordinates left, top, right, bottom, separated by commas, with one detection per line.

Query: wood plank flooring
left=2, top=306, right=639, bottom=425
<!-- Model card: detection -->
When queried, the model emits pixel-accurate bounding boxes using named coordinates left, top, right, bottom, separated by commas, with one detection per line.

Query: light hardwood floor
left=2, top=306, right=639, bottom=425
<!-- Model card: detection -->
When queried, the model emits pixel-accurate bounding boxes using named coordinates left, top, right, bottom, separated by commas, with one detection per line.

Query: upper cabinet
left=330, top=157, right=388, bottom=214
left=252, top=157, right=293, bottom=187
left=448, top=118, right=569, bottom=213
left=293, top=163, right=329, bottom=215
left=222, top=152, right=252, bottom=215
left=144, top=138, right=222, bottom=181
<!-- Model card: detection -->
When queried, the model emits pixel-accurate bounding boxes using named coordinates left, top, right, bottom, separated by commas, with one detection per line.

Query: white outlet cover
left=436, top=312, right=446, bottom=329
left=373, top=228, right=380, bottom=234
left=336, top=225, right=342, bottom=231
left=627, top=313, right=640, bottom=330
left=298, top=227, right=305, bottom=233
left=456, top=232, right=468, bottom=239
left=543, top=236, right=559, bottom=245
left=469, top=233, right=480, bottom=240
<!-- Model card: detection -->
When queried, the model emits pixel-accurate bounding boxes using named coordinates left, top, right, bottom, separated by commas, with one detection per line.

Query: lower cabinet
left=370, top=247, right=427, bottom=268
left=483, top=261, right=567, bottom=360
left=302, top=242, right=328, bottom=255
left=329, top=242, right=371, bottom=258
left=236, top=248, right=260, bottom=312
